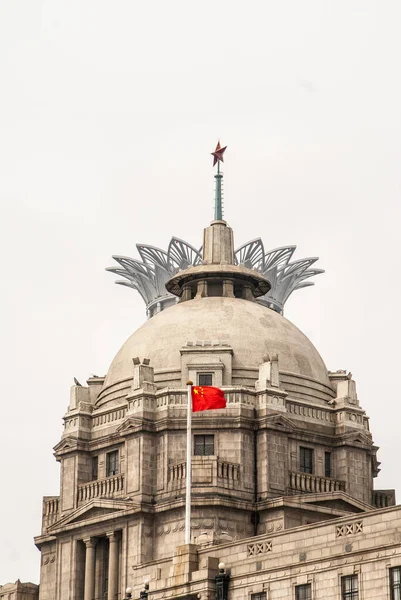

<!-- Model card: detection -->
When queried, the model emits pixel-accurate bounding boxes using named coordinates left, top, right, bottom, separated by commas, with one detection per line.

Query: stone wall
left=131, top=505, right=401, bottom=600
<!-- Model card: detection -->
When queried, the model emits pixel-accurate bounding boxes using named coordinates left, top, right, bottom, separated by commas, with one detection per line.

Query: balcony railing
left=168, top=459, right=241, bottom=488
left=372, top=489, right=396, bottom=508
left=42, top=496, right=60, bottom=531
left=170, top=462, right=186, bottom=481
left=77, top=473, right=125, bottom=503
left=218, top=461, right=240, bottom=481
left=289, top=471, right=345, bottom=494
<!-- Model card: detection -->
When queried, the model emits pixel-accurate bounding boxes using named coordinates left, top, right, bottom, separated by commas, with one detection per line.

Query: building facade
left=32, top=214, right=398, bottom=600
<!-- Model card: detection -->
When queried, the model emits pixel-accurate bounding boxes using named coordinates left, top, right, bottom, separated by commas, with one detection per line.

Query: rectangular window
left=341, top=575, right=358, bottom=600
left=295, top=584, right=311, bottom=600
left=300, top=447, right=314, bottom=474
left=194, top=434, right=214, bottom=456
left=198, top=373, right=213, bottom=386
left=106, top=450, right=119, bottom=477
left=251, top=593, right=266, bottom=600
left=391, top=567, right=401, bottom=600
left=91, top=456, right=98, bottom=480
left=325, top=452, right=332, bottom=478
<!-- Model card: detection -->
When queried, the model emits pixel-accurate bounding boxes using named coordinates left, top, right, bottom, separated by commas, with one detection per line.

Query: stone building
left=32, top=203, right=399, bottom=600
left=0, top=581, right=39, bottom=600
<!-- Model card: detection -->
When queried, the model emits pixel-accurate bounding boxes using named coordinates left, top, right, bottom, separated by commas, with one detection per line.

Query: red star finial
left=211, top=140, right=227, bottom=166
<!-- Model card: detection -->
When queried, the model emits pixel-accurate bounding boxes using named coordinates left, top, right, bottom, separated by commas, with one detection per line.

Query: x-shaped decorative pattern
left=247, top=541, right=273, bottom=556
left=336, top=521, right=363, bottom=537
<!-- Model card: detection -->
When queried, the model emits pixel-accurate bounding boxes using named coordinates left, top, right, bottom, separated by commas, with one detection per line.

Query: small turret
left=166, top=219, right=270, bottom=301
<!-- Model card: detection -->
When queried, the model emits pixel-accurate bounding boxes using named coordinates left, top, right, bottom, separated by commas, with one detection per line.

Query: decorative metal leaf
left=235, top=238, right=265, bottom=270
left=168, top=237, right=202, bottom=270
left=137, top=245, right=170, bottom=272
left=263, top=246, right=296, bottom=272
left=279, top=258, right=319, bottom=281
left=107, top=237, right=324, bottom=317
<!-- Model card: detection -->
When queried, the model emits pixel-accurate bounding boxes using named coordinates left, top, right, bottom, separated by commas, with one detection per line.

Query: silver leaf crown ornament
left=107, top=237, right=323, bottom=318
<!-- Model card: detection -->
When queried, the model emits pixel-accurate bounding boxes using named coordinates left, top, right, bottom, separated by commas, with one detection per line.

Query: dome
left=98, top=297, right=333, bottom=404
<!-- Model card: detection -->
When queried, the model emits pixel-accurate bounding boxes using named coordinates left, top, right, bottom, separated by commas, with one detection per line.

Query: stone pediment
left=335, top=431, right=372, bottom=449
left=262, top=414, right=296, bottom=432
left=53, top=436, right=88, bottom=459
left=116, top=417, right=144, bottom=435
left=53, top=436, right=78, bottom=453
left=116, top=416, right=155, bottom=435
left=47, top=499, right=137, bottom=533
left=289, top=491, right=372, bottom=514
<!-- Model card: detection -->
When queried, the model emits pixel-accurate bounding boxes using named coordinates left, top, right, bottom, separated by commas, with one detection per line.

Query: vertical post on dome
left=185, top=380, right=193, bottom=544
left=211, top=141, right=227, bottom=222
left=214, top=160, right=223, bottom=221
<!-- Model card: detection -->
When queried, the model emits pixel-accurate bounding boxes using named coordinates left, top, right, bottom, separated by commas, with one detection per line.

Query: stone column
left=83, top=537, right=97, bottom=600
left=107, top=531, right=119, bottom=600
left=222, top=279, right=234, bottom=298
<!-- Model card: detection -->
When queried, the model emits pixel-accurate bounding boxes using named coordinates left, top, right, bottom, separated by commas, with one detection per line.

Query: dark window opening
left=251, top=593, right=266, bottom=600
left=341, top=575, right=358, bottom=600
left=295, top=584, right=311, bottom=600
left=390, top=567, right=401, bottom=600
left=91, top=456, right=98, bottom=480
left=198, top=373, right=213, bottom=386
left=106, top=450, right=119, bottom=477
left=234, top=285, right=243, bottom=298
left=300, top=447, right=313, bottom=474
left=325, top=452, right=332, bottom=478
left=194, top=434, right=214, bottom=456
left=208, top=281, right=223, bottom=297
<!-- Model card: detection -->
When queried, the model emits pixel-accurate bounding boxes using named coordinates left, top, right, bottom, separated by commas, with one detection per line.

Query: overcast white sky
left=1, top=0, right=400, bottom=585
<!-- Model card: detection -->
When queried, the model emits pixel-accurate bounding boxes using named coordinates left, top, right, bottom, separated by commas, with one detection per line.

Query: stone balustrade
left=218, top=461, right=240, bottom=480
left=372, top=489, right=396, bottom=508
left=168, top=459, right=240, bottom=490
left=42, top=496, right=60, bottom=531
left=289, top=471, right=345, bottom=494
left=77, top=474, right=125, bottom=503
left=169, top=462, right=186, bottom=481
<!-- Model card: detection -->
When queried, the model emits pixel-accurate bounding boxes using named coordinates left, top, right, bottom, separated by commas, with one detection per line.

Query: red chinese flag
left=191, top=386, right=226, bottom=412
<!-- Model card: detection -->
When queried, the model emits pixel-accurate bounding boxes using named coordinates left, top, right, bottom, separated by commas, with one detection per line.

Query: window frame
left=324, top=451, right=332, bottom=478
left=341, top=575, right=358, bottom=600
left=91, top=456, right=99, bottom=481
left=250, top=593, right=266, bottom=600
left=198, top=372, right=213, bottom=386
left=194, top=434, right=215, bottom=456
left=300, top=447, right=314, bottom=474
left=106, top=449, right=119, bottom=477
left=390, top=567, right=401, bottom=600
left=295, top=584, right=311, bottom=600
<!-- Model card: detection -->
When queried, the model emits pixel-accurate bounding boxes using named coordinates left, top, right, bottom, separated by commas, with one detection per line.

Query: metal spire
left=211, top=140, right=227, bottom=221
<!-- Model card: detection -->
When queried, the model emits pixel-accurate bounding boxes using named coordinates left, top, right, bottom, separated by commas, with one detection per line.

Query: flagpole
left=185, top=380, right=193, bottom=544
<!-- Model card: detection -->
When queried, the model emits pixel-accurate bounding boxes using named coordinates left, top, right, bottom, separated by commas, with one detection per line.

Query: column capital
left=106, top=530, right=119, bottom=543
left=83, top=536, right=97, bottom=549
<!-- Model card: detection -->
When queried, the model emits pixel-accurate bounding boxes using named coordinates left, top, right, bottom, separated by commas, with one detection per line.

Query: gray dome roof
left=99, top=297, right=332, bottom=403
